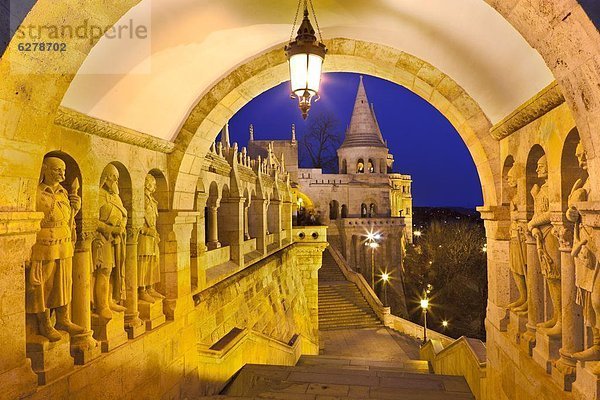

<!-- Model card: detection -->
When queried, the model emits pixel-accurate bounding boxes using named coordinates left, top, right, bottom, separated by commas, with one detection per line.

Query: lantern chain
left=289, top=0, right=303, bottom=44
left=308, top=0, right=324, bottom=43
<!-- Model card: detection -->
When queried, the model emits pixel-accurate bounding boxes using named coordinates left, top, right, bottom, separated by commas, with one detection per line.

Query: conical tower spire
left=340, top=76, right=387, bottom=149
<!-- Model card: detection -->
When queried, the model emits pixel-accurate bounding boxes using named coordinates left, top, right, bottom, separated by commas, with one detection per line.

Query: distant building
left=249, top=77, right=413, bottom=316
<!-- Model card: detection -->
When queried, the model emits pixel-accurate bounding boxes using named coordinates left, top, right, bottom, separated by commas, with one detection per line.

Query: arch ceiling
left=61, top=0, right=553, bottom=141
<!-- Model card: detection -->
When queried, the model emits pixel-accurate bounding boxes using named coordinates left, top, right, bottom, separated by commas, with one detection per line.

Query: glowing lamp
left=285, top=2, right=327, bottom=119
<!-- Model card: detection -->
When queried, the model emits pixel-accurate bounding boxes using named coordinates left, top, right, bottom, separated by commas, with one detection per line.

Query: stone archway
left=169, top=39, right=500, bottom=210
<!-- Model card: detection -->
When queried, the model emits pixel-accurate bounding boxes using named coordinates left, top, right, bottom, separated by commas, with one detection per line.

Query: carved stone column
left=207, top=205, right=221, bottom=250
left=70, top=225, right=101, bottom=365
left=250, top=199, right=268, bottom=255
left=573, top=202, right=600, bottom=400
left=157, top=211, right=198, bottom=320
left=478, top=206, right=511, bottom=332
left=0, top=212, right=41, bottom=398
left=244, top=202, right=250, bottom=241
left=124, top=227, right=145, bottom=339
left=524, top=232, right=545, bottom=354
left=219, top=197, right=245, bottom=267
left=191, top=193, right=208, bottom=292
left=268, top=199, right=282, bottom=248
left=281, top=199, right=293, bottom=244
left=552, top=222, right=582, bottom=390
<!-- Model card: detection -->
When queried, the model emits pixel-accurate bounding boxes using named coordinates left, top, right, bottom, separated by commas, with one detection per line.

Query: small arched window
left=357, top=159, right=365, bottom=173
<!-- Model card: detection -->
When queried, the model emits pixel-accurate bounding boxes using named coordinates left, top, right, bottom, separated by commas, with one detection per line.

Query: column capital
left=552, top=222, right=574, bottom=251
left=220, top=196, right=246, bottom=205
left=576, top=201, right=600, bottom=228
left=158, top=210, right=201, bottom=225
left=477, top=205, right=510, bottom=221
left=126, top=225, right=142, bottom=245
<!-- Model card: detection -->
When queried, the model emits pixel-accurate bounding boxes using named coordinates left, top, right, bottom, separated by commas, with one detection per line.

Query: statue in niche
left=566, top=141, right=600, bottom=362
left=506, top=165, right=528, bottom=313
left=528, top=155, right=562, bottom=337
left=138, top=175, right=165, bottom=303
left=26, top=157, right=85, bottom=341
left=92, top=164, right=127, bottom=320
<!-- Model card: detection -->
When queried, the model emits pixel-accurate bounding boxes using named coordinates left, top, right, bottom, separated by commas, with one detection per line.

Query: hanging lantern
left=285, top=0, right=327, bottom=119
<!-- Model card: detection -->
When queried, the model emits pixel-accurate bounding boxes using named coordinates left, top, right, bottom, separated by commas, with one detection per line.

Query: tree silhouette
left=298, top=110, right=343, bottom=173
left=404, top=220, right=488, bottom=339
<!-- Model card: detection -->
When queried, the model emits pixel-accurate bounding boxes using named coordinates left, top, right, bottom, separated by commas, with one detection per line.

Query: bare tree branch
left=298, top=110, right=343, bottom=172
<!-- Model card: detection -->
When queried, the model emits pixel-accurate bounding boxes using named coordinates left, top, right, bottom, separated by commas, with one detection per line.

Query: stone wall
left=21, top=240, right=323, bottom=400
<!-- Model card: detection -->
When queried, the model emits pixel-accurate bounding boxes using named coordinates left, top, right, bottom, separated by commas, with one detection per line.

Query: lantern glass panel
left=307, top=53, right=324, bottom=93
left=289, top=54, right=308, bottom=93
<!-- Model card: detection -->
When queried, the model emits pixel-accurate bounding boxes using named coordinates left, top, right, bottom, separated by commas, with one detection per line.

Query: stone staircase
left=218, top=355, right=474, bottom=399
left=319, top=250, right=381, bottom=330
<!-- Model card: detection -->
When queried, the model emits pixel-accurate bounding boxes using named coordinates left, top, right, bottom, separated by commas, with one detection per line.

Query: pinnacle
left=340, top=77, right=387, bottom=149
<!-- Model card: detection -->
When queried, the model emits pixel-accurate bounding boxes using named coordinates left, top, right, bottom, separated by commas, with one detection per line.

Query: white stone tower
left=337, top=76, right=392, bottom=175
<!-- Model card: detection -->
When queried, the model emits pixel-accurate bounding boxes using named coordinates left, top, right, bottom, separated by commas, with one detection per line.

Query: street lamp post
left=365, top=232, right=380, bottom=290
left=370, top=242, right=377, bottom=288
left=420, top=297, right=429, bottom=344
left=381, top=272, right=389, bottom=306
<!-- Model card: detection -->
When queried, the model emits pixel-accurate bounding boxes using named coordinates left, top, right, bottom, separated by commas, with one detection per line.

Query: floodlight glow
left=442, top=320, right=449, bottom=327
left=420, top=299, right=429, bottom=310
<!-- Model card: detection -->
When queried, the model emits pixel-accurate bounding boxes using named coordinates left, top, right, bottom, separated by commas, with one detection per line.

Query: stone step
left=319, top=316, right=379, bottom=323
left=317, top=248, right=381, bottom=331
left=319, top=308, right=373, bottom=314
left=320, top=320, right=381, bottom=328
left=221, top=362, right=474, bottom=399
left=319, top=303, right=372, bottom=310
left=320, top=322, right=381, bottom=330
left=319, top=317, right=380, bottom=325
left=296, top=355, right=431, bottom=374
left=319, top=311, right=373, bottom=318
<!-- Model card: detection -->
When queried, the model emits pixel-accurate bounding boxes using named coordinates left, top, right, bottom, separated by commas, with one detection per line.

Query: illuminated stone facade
left=2, top=1, right=600, bottom=399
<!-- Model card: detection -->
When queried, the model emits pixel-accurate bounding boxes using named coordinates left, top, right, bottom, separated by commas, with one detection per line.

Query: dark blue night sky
left=228, top=73, right=483, bottom=209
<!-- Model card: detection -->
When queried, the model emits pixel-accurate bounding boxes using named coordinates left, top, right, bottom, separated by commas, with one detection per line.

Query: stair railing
left=420, top=337, right=487, bottom=400
left=197, top=327, right=318, bottom=395
left=327, top=246, right=454, bottom=346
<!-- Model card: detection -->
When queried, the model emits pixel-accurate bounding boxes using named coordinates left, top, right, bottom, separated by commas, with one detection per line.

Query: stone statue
left=138, top=175, right=165, bottom=303
left=92, top=164, right=127, bottom=320
left=566, top=141, right=600, bottom=361
left=528, top=155, right=562, bottom=337
left=26, top=157, right=85, bottom=341
left=506, top=166, right=528, bottom=313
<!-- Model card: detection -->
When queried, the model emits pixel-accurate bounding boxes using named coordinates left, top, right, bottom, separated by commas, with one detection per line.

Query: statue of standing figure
left=92, top=164, right=127, bottom=320
left=506, top=165, right=528, bottom=313
left=138, top=175, right=165, bottom=303
left=26, top=157, right=84, bottom=341
left=528, top=155, right=562, bottom=337
left=566, top=141, right=600, bottom=362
